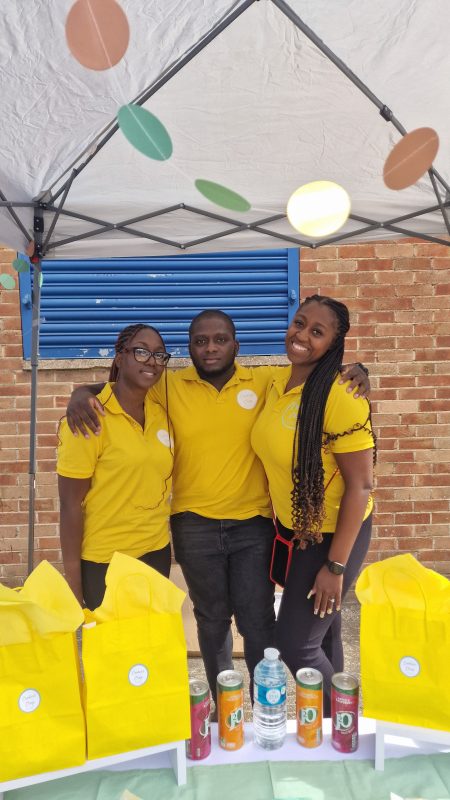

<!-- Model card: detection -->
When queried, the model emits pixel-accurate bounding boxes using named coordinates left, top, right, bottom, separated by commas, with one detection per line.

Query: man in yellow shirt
left=66, top=310, right=369, bottom=705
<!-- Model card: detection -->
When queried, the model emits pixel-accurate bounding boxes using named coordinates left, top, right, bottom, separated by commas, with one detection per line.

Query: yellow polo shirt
left=150, top=364, right=289, bottom=519
left=57, top=383, right=172, bottom=562
left=251, top=374, right=374, bottom=531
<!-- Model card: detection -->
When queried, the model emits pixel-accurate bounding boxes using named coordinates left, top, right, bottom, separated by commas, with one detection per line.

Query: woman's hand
left=66, top=387, right=106, bottom=437
left=339, top=363, right=370, bottom=398
left=307, top=565, right=343, bottom=617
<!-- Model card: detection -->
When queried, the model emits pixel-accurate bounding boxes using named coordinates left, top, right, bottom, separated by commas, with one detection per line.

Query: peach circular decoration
left=66, top=0, right=130, bottom=71
left=383, top=127, right=439, bottom=190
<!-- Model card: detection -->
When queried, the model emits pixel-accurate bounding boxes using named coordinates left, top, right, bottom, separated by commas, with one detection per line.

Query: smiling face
left=116, top=327, right=167, bottom=390
left=285, top=300, right=339, bottom=376
left=189, top=315, right=239, bottom=381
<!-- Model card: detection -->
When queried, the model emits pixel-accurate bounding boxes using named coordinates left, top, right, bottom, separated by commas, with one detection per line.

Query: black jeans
left=275, top=514, right=372, bottom=716
left=81, top=543, right=172, bottom=610
left=171, top=511, right=276, bottom=702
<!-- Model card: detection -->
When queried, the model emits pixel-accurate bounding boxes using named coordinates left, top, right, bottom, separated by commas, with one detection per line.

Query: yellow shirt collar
left=179, top=362, right=254, bottom=386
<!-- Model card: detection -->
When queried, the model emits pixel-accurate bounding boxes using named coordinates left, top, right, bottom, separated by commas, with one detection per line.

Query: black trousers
left=275, top=514, right=372, bottom=716
left=171, top=511, right=276, bottom=703
left=81, top=543, right=172, bottom=610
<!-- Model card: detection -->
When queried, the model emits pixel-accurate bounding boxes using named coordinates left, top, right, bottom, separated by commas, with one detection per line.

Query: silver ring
left=329, top=597, right=336, bottom=604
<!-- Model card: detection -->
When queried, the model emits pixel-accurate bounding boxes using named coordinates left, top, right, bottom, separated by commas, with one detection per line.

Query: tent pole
left=270, top=0, right=406, bottom=134
left=27, top=207, right=44, bottom=575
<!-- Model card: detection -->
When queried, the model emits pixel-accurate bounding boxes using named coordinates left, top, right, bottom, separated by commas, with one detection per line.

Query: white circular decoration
left=237, top=389, right=258, bottom=409
left=157, top=429, right=171, bottom=447
left=399, top=656, right=420, bottom=678
left=18, top=689, right=41, bottom=713
left=128, top=663, right=149, bottom=686
left=287, top=180, right=351, bottom=237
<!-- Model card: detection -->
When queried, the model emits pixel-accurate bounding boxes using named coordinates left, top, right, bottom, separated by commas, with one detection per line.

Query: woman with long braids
left=251, top=295, right=375, bottom=714
left=57, top=323, right=173, bottom=609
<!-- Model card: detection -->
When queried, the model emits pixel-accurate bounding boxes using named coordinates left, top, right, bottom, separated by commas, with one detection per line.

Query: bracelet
left=355, top=362, right=369, bottom=376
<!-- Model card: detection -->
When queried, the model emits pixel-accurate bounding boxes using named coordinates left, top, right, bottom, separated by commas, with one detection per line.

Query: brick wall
left=1, top=239, right=449, bottom=585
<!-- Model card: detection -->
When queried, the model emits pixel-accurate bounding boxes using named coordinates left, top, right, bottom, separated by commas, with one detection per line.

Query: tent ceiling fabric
left=1, top=0, right=450, bottom=258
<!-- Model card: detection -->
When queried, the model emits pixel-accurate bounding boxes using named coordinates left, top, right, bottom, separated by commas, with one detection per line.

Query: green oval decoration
left=39, top=272, right=44, bottom=288
left=0, top=273, right=16, bottom=290
left=12, top=258, right=30, bottom=273
left=195, top=179, right=251, bottom=212
left=117, top=104, right=173, bottom=161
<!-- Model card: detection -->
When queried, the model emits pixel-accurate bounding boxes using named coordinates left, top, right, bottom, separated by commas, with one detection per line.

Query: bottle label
left=255, top=683, right=286, bottom=706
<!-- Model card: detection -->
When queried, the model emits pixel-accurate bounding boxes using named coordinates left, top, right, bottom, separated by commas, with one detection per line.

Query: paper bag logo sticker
left=399, top=656, right=420, bottom=678
left=128, top=664, right=149, bottom=687
left=18, top=689, right=41, bottom=713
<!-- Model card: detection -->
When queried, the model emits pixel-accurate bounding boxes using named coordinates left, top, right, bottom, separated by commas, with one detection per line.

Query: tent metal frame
left=0, top=0, right=448, bottom=573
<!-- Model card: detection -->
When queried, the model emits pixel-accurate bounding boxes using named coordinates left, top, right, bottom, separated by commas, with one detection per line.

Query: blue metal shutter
left=20, top=248, right=299, bottom=359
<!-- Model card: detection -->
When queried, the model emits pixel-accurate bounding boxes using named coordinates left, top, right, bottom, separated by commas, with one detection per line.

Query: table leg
left=374, top=722, right=385, bottom=771
left=169, top=741, right=187, bottom=786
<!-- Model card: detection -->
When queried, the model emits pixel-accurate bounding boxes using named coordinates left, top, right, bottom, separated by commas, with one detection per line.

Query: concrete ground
left=187, top=593, right=361, bottom=720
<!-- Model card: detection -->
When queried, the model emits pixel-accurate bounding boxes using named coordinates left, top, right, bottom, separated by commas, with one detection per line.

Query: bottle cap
left=264, top=647, right=279, bottom=660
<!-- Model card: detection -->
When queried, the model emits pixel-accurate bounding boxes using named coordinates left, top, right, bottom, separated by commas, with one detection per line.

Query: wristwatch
left=325, top=559, right=346, bottom=575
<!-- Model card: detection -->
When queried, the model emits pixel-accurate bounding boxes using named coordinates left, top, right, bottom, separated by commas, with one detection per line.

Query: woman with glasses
left=57, top=323, right=173, bottom=608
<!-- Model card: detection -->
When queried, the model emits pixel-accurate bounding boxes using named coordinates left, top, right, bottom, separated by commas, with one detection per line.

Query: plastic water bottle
left=253, top=647, right=287, bottom=749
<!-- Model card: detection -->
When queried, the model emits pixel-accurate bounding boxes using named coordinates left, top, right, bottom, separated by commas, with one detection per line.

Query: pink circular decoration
left=66, top=0, right=130, bottom=71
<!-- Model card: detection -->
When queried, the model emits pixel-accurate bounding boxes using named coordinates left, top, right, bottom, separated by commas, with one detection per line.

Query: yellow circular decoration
left=286, top=180, right=351, bottom=237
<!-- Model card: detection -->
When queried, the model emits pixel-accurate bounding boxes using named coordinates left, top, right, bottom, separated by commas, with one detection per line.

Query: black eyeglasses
left=124, top=347, right=171, bottom=365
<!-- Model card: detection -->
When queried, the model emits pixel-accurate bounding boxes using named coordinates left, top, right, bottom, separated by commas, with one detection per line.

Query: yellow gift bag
left=82, top=552, right=191, bottom=759
left=0, top=561, right=85, bottom=782
left=356, top=553, right=450, bottom=731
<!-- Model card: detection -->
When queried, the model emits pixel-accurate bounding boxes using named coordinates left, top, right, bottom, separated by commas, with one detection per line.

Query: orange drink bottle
left=296, top=668, right=323, bottom=748
left=217, top=669, right=244, bottom=751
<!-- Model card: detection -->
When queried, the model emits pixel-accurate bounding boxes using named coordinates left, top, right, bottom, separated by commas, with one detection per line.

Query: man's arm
left=58, top=475, right=91, bottom=605
left=339, top=363, right=370, bottom=399
left=66, top=384, right=106, bottom=437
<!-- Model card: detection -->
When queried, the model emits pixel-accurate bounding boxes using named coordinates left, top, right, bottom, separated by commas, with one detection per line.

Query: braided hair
left=291, top=295, right=355, bottom=547
left=109, top=323, right=162, bottom=381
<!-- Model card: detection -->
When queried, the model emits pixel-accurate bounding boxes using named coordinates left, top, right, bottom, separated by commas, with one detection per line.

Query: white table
left=2, top=718, right=450, bottom=798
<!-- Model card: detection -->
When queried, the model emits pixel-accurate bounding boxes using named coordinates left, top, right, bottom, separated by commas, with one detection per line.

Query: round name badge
left=128, top=664, right=149, bottom=686
left=399, top=656, right=420, bottom=678
left=237, top=389, right=257, bottom=409
left=157, top=429, right=171, bottom=447
left=18, top=688, right=41, bottom=713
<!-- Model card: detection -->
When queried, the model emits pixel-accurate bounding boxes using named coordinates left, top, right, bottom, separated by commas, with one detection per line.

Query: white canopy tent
left=1, top=0, right=449, bottom=569
left=1, top=0, right=450, bottom=259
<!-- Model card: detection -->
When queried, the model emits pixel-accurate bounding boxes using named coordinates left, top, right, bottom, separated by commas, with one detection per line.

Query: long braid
left=109, top=323, right=161, bottom=381
left=291, top=296, right=350, bottom=547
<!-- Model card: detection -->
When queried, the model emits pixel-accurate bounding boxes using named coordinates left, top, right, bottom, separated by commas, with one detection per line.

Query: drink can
left=295, top=668, right=323, bottom=748
left=217, top=669, right=244, bottom=751
left=331, top=672, right=359, bottom=753
left=187, top=678, right=211, bottom=760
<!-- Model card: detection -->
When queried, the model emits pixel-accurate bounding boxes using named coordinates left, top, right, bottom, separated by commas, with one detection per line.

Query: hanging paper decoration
left=12, top=257, right=30, bottom=273
left=195, top=179, right=251, bottom=212
left=118, top=105, right=173, bottom=161
left=383, top=127, right=439, bottom=190
left=66, top=0, right=130, bottom=71
left=0, top=274, right=16, bottom=290
left=287, top=180, right=351, bottom=237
